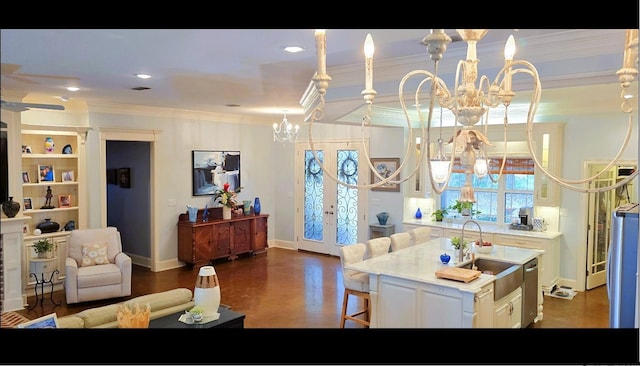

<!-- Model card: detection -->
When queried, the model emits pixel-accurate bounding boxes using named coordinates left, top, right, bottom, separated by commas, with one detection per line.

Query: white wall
left=14, top=99, right=638, bottom=287
left=559, top=111, right=638, bottom=290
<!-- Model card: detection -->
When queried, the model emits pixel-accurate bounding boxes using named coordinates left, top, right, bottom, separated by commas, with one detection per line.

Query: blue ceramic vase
left=376, top=212, right=389, bottom=225
left=254, top=197, right=261, bottom=215
left=415, top=208, right=422, bottom=219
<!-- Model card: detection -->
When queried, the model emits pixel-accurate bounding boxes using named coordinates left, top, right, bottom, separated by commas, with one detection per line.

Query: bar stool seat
left=338, top=243, right=370, bottom=328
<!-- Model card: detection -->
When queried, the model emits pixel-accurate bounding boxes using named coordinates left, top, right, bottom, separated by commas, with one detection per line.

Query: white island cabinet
left=346, top=237, right=540, bottom=328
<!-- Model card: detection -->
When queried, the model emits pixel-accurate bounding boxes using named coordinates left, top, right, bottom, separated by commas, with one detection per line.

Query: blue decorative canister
left=253, top=197, right=261, bottom=215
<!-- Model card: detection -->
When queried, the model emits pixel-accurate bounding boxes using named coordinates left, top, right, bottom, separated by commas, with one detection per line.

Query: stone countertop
left=346, top=237, right=541, bottom=295
left=402, top=219, right=563, bottom=239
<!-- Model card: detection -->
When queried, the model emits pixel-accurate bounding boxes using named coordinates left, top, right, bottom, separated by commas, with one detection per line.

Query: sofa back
left=57, top=288, right=194, bottom=328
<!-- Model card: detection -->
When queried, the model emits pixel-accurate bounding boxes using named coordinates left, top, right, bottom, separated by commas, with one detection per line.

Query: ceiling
left=0, top=29, right=635, bottom=126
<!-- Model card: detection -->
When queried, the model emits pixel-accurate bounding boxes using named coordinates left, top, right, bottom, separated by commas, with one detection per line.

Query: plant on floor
left=33, top=238, right=53, bottom=255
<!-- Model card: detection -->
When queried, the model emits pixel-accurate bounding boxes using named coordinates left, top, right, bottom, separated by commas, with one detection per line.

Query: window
left=440, top=158, right=534, bottom=223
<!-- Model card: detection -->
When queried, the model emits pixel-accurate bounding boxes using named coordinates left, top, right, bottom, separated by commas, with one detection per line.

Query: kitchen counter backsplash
left=403, top=219, right=562, bottom=239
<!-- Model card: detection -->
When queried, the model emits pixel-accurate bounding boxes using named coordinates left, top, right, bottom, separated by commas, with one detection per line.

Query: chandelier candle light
left=302, top=29, right=638, bottom=200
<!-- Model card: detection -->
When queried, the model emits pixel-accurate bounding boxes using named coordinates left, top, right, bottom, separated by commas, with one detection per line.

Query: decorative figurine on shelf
left=202, top=204, right=209, bottom=222
left=41, top=186, right=55, bottom=209
left=44, top=137, right=55, bottom=153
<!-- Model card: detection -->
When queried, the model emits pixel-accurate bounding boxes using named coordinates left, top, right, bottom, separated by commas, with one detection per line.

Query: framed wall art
left=192, top=150, right=241, bottom=196
left=370, top=158, right=401, bottom=192
left=118, top=168, right=131, bottom=188
left=38, top=165, right=55, bottom=183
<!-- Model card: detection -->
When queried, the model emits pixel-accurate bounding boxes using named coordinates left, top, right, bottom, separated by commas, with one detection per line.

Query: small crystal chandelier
left=301, top=29, right=638, bottom=199
left=272, top=111, right=299, bottom=143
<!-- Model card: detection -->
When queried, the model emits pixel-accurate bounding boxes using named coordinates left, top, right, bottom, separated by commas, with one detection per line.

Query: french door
left=585, top=161, right=637, bottom=290
left=295, top=140, right=368, bottom=256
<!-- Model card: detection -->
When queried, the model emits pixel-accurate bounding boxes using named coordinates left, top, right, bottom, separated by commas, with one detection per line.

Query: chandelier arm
left=486, top=112, right=509, bottom=183
left=306, top=77, right=413, bottom=190
left=519, top=62, right=637, bottom=193
left=426, top=64, right=455, bottom=193
left=360, top=102, right=409, bottom=185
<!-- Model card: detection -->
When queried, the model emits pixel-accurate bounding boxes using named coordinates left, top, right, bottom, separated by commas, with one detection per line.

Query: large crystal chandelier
left=302, top=29, right=638, bottom=200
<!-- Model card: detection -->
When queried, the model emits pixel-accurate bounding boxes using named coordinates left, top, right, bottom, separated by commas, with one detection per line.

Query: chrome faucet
left=460, top=220, right=483, bottom=263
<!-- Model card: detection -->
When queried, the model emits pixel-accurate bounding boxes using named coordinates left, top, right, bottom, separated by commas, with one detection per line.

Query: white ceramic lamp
left=193, top=265, right=221, bottom=318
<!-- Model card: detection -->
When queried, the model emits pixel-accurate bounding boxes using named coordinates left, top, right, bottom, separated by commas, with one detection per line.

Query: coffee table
left=149, top=306, right=245, bottom=328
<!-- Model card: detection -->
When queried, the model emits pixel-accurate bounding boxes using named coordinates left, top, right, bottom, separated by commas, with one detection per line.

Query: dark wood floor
left=16, top=247, right=610, bottom=328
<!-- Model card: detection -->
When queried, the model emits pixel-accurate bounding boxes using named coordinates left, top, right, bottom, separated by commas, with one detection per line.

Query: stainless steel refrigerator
left=607, top=202, right=639, bottom=328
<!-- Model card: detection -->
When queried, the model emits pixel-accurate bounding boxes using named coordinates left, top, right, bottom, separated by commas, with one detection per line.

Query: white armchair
left=65, top=227, right=132, bottom=304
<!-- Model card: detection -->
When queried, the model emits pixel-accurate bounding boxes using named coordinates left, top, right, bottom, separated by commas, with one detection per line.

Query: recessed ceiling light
left=284, top=46, right=304, bottom=53
left=59, top=96, right=69, bottom=102
left=136, top=73, right=151, bottom=79
left=65, top=86, right=80, bottom=92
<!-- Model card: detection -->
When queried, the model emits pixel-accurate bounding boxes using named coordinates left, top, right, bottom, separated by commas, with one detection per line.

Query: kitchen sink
left=458, top=258, right=523, bottom=301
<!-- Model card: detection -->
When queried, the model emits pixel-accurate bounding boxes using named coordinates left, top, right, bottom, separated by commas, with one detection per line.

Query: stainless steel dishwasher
left=522, top=257, right=538, bottom=327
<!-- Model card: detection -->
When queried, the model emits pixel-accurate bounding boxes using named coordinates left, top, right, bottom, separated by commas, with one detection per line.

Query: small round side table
left=28, top=257, right=61, bottom=308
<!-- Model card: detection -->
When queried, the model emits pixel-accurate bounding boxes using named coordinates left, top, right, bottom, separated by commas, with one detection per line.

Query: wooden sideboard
left=178, top=207, right=268, bottom=266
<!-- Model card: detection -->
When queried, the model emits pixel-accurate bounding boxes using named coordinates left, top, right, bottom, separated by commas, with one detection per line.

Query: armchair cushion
left=81, top=241, right=110, bottom=267
left=68, top=227, right=121, bottom=266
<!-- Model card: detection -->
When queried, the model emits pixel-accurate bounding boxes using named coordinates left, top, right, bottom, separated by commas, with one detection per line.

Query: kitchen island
left=346, top=237, right=542, bottom=328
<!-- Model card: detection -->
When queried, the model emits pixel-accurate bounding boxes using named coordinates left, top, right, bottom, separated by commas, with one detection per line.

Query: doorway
left=100, top=129, right=157, bottom=270
left=295, top=140, right=369, bottom=256
left=585, top=161, right=637, bottom=290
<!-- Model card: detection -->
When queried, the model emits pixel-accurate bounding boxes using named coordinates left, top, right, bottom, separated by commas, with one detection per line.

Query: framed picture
left=58, top=194, right=72, bottom=208
left=16, top=313, right=59, bottom=329
left=23, top=197, right=33, bottom=210
left=370, top=158, right=401, bottom=192
left=192, top=150, right=241, bottom=196
left=22, top=171, right=30, bottom=183
left=37, top=165, right=55, bottom=183
left=118, top=168, right=131, bottom=188
left=22, top=223, right=30, bottom=235
left=62, top=170, right=74, bottom=182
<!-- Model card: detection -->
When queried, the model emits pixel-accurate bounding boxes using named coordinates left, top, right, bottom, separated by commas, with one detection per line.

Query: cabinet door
left=494, top=287, right=522, bottom=328
left=253, top=216, right=268, bottom=253
left=193, top=226, right=213, bottom=262
left=53, top=236, right=68, bottom=281
left=533, top=123, right=563, bottom=206
left=231, top=220, right=251, bottom=254
left=211, top=223, right=231, bottom=259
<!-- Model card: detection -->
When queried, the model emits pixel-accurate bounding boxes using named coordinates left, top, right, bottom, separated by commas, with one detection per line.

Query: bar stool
left=338, top=243, right=370, bottom=328
left=390, top=231, right=412, bottom=252
left=409, top=226, right=432, bottom=246
left=365, top=236, right=391, bottom=259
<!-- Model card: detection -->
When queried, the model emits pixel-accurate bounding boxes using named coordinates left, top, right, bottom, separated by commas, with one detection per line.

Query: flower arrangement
left=213, top=183, right=243, bottom=208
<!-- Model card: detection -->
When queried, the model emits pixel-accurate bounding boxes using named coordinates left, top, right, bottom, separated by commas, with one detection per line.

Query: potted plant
left=432, top=209, right=448, bottom=222
left=448, top=200, right=481, bottom=217
left=188, top=306, right=204, bottom=322
left=33, top=238, right=53, bottom=258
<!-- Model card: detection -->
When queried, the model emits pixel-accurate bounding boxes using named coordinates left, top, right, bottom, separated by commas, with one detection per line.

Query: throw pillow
left=81, top=241, right=110, bottom=267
